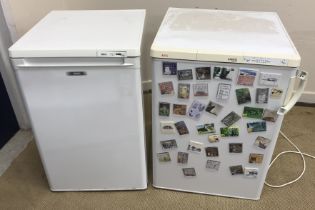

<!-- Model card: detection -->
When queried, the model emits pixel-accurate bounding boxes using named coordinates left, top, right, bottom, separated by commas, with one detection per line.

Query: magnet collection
left=157, top=61, right=282, bottom=178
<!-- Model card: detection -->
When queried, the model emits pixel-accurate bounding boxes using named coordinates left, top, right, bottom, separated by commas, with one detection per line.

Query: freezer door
left=14, top=57, right=147, bottom=190
left=152, top=58, right=297, bottom=199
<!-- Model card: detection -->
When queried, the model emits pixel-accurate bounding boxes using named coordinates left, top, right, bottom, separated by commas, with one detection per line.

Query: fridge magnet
left=213, top=66, right=235, bottom=80
left=159, top=81, right=174, bottom=95
left=259, top=72, right=281, bottom=86
left=160, top=139, right=177, bottom=150
left=220, top=127, right=239, bottom=137
left=157, top=152, right=171, bottom=162
left=270, top=88, right=283, bottom=98
left=237, top=68, right=257, bottom=86
left=206, top=160, right=221, bottom=170
left=196, top=123, right=216, bottom=134
left=175, top=121, right=189, bottom=135
left=162, top=61, right=177, bottom=75
left=196, top=67, right=211, bottom=80
left=221, top=111, right=241, bottom=127
left=205, top=101, right=223, bottom=116
left=205, top=147, right=219, bottom=157
left=247, top=121, right=267, bottom=133
left=249, top=153, right=264, bottom=164
left=216, top=83, right=232, bottom=100
left=244, top=167, right=259, bottom=178
left=193, top=83, right=208, bottom=96
left=160, top=121, right=176, bottom=134
left=173, top=104, right=187, bottom=116
left=242, top=106, right=264, bottom=119
left=187, top=100, right=206, bottom=120
left=182, top=168, right=196, bottom=176
left=262, top=109, right=278, bottom=122
left=235, top=88, right=251, bottom=105
left=229, top=143, right=243, bottom=153
left=256, top=88, right=269, bottom=104
left=187, top=140, right=203, bottom=153
left=208, top=134, right=220, bottom=143
left=254, top=136, right=271, bottom=149
left=178, top=83, right=190, bottom=99
left=229, top=165, right=244, bottom=175
left=159, top=102, right=170, bottom=117
left=177, top=152, right=189, bottom=164
left=177, top=69, right=193, bottom=80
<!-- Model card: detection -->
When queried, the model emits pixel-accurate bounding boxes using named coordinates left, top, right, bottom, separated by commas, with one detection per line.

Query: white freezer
left=9, top=10, right=147, bottom=191
left=151, top=8, right=307, bottom=200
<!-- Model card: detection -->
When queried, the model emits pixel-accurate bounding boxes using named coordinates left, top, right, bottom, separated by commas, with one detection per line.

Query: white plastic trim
left=277, top=70, right=308, bottom=115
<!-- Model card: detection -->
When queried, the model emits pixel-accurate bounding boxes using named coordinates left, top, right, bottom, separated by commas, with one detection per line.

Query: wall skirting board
left=298, top=91, right=315, bottom=104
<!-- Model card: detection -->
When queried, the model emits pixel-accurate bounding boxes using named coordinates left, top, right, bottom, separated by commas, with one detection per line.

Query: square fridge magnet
left=160, top=121, right=176, bottom=134
left=175, top=121, right=189, bottom=135
left=178, top=83, right=190, bottom=99
left=256, top=88, right=269, bottom=104
left=173, top=104, right=187, bottom=116
left=196, top=67, right=211, bottom=80
left=247, top=121, right=267, bottom=133
left=159, top=81, right=174, bottom=95
left=187, top=140, right=203, bottom=153
left=230, top=165, right=244, bottom=175
left=182, top=168, right=196, bottom=176
left=177, top=69, right=193, bottom=80
left=177, top=152, right=189, bottom=164
left=244, top=167, right=259, bottom=178
left=193, top=83, right=208, bottom=96
left=205, top=101, right=223, bottom=116
left=259, top=72, right=281, bottom=86
left=206, top=160, right=221, bottom=170
left=205, top=147, right=219, bottom=157
left=160, top=139, right=177, bottom=150
left=254, top=136, right=271, bottom=149
left=216, top=83, right=231, bottom=101
left=249, top=153, right=264, bottom=164
left=221, top=111, right=241, bottom=127
left=187, top=100, right=206, bottom=120
left=262, top=109, right=278, bottom=122
left=159, top=102, right=170, bottom=117
left=157, top=152, right=171, bottom=162
left=162, top=61, right=177, bottom=75
left=213, top=66, right=235, bottom=80
left=235, top=88, right=251, bottom=104
left=237, top=68, right=257, bottom=86
left=270, top=88, right=283, bottom=98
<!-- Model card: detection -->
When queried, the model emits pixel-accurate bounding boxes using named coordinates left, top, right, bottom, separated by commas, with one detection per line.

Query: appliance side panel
left=16, top=64, right=147, bottom=190
left=152, top=58, right=295, bottom=199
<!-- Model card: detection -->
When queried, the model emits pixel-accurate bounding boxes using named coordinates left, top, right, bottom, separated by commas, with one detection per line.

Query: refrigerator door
left=152, top=58, right=297, bottom=199
left=14, top=57, right=147, bottom=190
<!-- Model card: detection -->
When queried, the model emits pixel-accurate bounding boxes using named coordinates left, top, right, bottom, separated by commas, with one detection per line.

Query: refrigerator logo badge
left=227, top=57, right=237, bottom=63
left=161, top=53, right=169, bottom=57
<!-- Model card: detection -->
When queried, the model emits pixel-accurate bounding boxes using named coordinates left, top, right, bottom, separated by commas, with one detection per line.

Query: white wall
left=5, top=0, right=315, bottom=102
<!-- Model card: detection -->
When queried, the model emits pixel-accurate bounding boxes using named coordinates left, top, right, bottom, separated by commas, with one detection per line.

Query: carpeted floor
left=0, top=99, right=314, bottom=209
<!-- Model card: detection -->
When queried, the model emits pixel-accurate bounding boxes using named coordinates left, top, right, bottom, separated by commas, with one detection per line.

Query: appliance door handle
left=13, top=58, right=135, bottom=68
left=15, top=63, right=134, bottom=68
left=277, top=70, right=308, bottom=115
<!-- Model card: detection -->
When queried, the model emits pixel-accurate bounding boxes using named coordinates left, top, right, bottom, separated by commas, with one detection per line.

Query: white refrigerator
left=9, top=10, right=147, bottom=191
left=151, top=8, right=307, bottom=200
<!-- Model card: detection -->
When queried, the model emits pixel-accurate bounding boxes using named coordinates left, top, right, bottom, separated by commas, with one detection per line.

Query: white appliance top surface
left=151, top=8, right=300, bottom=67
left=9, top=10, right=146, bottom=58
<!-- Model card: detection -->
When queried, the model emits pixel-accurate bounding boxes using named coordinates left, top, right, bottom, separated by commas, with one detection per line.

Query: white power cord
left=265, top=130, right=315, bottom=188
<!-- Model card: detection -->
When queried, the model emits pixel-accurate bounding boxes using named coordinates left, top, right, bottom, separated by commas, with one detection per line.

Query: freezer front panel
left=15, top=59, right=147, bottom=190
left=152, top=58, right=296, bottom=200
